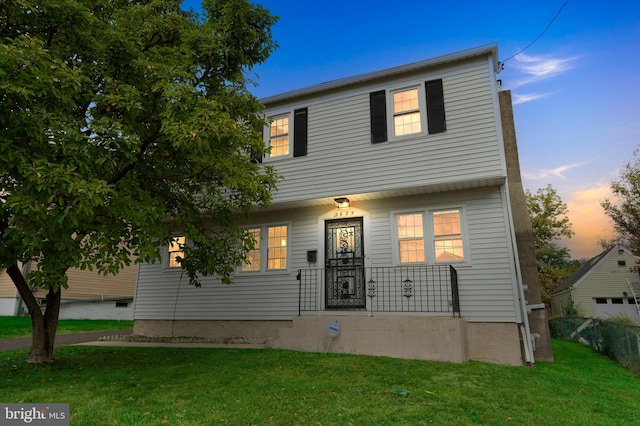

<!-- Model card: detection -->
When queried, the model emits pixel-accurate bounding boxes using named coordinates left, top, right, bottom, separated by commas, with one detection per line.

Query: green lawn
left=0, top=316, right=133, bottom=339
left=1, top=340, right=638, bottom=425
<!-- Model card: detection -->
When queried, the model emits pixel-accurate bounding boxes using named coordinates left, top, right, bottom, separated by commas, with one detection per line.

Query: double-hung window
left=397, top=213, right=425, bottom=263
left=393, top=88, right=422, bottom=137
left=241, top=225, right=289, bottom=272
left=269, top=115, right=290, bottom=157
left=168, top=236, right=185, bottom=268
left=432, top=210, right=464, bottom=262
left=243, top=228, right=261, bottom=271
left=395, top=208, right=466, bottom=264
left=370, top=79, right=446, bottom=143
left=264, top=108, right=308, bottom=160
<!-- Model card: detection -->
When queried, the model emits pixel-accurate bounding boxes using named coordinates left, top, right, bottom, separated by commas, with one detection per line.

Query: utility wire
left=501, top=0, right=571, bottom=64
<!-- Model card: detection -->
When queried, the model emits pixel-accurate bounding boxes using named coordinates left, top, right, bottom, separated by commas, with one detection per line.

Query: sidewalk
left=0, top=330, right=132, bottom=352
left=0, top=330, right=267, bottom=351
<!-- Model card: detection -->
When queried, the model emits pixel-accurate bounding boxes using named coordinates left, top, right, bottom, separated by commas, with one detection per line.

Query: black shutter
left=370, top=90, right=387, bottom=143
left=426, top=79, right=446, bottom=134
left=293, top=108, right=308, bottom=157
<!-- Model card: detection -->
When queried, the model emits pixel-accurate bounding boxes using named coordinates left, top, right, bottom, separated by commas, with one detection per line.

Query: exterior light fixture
left=334, top=197, right=350, bottom=209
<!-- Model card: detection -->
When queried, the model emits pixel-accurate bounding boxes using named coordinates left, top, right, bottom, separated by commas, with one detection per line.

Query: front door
left=325, top=218, right=365, bottom=309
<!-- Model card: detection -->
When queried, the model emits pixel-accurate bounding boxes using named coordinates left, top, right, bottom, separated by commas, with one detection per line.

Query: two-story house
left=132, top=44, right=551, bottom=366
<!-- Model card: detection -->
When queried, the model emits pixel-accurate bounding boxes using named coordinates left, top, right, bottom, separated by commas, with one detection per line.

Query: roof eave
left=260, top=43, right=499, bottom=105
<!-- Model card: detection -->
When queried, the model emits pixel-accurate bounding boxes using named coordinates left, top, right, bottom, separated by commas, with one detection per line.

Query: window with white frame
left=432, top=210, right=464, bottom=262
left=267, top=225, right=288, bottom=270
left=268, top=115, right=290, bottom=157
left=395, top=208, right=465, bottom=264
left=242, top=228, right=261, bottom=272
left=241, top=225, right=288, bottom=272
left=392, top=87, right=422, bottom=137
left=168, top=236, right=185, bottom=268
left=369, top=79, right=446, bottom=144
left=397, top=213, right=425, bottom=263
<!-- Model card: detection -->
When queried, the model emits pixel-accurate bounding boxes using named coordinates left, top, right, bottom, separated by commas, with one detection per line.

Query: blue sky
left=184, top=0, right=640, bottom=259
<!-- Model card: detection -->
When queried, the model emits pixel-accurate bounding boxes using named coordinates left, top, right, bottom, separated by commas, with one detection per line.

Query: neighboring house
left=0, top=262, right=137, bottom=320
left=133, top=44, right=551, bottom=366
left=551, top=245, right=640, bottom=322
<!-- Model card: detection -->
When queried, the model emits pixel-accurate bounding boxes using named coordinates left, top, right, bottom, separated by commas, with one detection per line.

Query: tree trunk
left=6, top=264, right=62, bottom=363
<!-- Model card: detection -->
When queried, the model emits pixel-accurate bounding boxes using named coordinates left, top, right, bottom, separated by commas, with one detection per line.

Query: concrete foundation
left=135, top=317, right=524, bottom=366
left=134, top=319, right=289, bottom=343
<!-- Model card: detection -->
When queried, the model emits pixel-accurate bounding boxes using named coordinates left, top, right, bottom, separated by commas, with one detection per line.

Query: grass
left=0, top=316, right=133, bottom=339
left=1, top=340, right=639, bottom=425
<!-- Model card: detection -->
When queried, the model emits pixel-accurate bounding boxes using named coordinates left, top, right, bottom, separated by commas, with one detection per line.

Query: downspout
left=503, top=183, right=535, bottom=366
left=490, top=66, right=535, bottom=365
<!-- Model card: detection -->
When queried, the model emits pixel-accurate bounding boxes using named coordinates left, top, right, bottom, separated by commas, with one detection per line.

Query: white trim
left=164, top=235, right=186, bottom=270
left=387, top=83, right=427, bottom=142
left=500, top=183, right=534, bottom=365
left=390, top=206, right=470, bottom=266
left=264, top=112, right=293, bottom=161
left=238, top=222, right=292, bottom=274
left=316, top=206, right=371, bottom=312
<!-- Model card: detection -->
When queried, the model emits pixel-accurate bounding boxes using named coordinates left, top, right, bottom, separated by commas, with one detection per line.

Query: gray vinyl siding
left=266, top=57, right=504, bottom=205
left=134, top=187, right=518, bottom=322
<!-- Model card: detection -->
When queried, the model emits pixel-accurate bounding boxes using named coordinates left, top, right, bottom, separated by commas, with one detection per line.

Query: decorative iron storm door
left=325, top=218, right=365, bottom=309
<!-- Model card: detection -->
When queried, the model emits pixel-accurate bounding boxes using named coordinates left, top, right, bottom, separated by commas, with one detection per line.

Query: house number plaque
left=333, top=210, right=356, bottom=218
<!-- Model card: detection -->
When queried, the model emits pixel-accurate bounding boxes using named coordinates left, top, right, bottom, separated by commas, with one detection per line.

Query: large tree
left=525, top=185, right=580, bottom=304
left=601, top=148, right=640, bottom=256
left=0, top=0, right=279, bottom=363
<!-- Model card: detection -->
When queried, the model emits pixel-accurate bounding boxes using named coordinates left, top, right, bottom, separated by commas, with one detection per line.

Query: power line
left=501, top=0, right=571, bottom=64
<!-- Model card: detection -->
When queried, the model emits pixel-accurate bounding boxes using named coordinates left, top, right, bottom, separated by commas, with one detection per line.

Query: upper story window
left=370, top=79, right=446, bottom=144
left=395, top=208, right=466, bottom=264
left=393, top=88, right=422, bottom=137
left=269, top=115, right=290, bottom=157
left=241, top=224, right=289, bottom=272
left=168, top=236, right=185, bottom=268
left=264, top=108, right=308, bottom=160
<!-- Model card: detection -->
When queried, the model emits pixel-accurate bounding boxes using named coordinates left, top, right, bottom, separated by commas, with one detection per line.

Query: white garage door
left=593, top=297, right=640, bottom=320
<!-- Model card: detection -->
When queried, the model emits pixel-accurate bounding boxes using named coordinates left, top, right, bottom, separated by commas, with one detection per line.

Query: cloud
left=521, top=161, right=589, bottom=181
left=512, top=92, right=553, bottom=105
left=508, top=53, right=580, bottom=89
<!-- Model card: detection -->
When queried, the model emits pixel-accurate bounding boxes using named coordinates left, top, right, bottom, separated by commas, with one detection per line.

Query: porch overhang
left=264, top=176, right=506, bottom=211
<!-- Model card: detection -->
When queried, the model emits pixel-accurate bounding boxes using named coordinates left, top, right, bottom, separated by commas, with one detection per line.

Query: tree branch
left=107, top=127, right=161, bottom=185
left=6, top=263, right=41, bottom=318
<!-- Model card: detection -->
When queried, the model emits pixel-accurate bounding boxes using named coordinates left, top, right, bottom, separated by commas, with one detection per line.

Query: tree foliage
left=525, top=185, right=574, bottom=251
left=0, top=0, right=279, bottom=362
left=525, top=185, right=580, bottom=304
left=601, top=148, right=640, bottom=256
